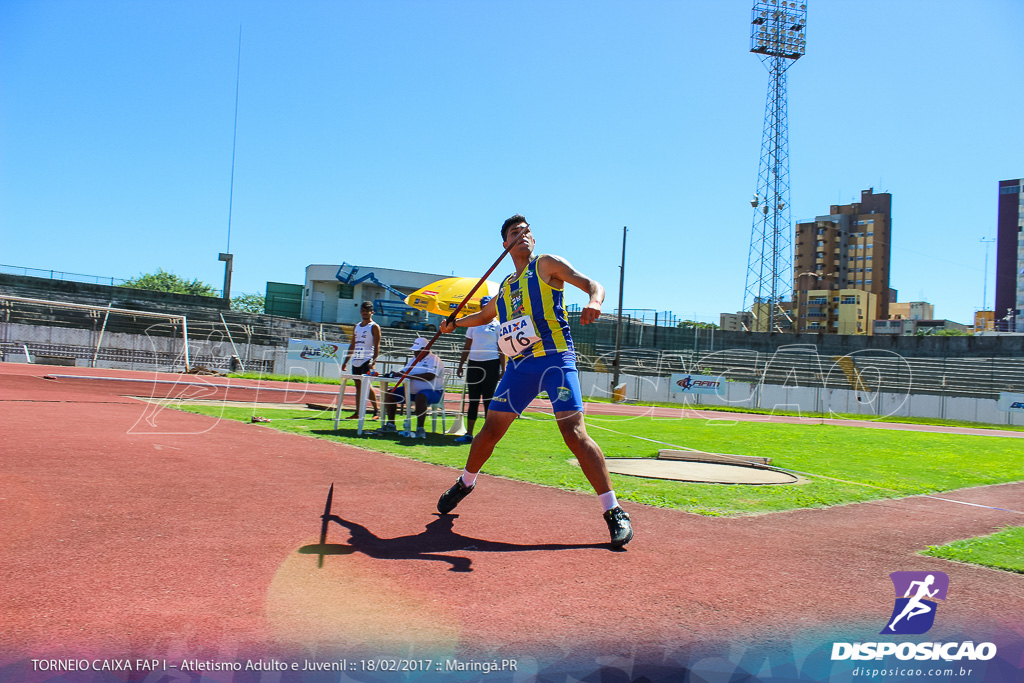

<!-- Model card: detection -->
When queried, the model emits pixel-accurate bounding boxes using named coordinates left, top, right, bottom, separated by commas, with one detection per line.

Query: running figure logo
left=882, top=571, right=949, bottom=635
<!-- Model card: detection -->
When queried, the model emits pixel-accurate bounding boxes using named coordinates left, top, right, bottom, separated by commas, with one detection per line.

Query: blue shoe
left=454, top=434, right=473, bottom=444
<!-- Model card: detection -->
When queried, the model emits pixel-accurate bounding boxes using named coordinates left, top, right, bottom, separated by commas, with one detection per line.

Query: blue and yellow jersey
left=496, top=255, right=574, bottom=359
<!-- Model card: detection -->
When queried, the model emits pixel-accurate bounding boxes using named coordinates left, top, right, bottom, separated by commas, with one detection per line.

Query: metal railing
left=0, top=264, right=224, bottom=298
left=1, top=264, right=128, bottom=287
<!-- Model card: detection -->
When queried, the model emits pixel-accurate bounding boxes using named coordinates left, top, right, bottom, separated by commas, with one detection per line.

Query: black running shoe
left=437, top=477, right=475, bottom=514
left=604, top=506, right=633, bottom=548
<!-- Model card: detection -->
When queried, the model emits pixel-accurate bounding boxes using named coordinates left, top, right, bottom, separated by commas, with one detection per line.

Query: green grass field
left=176, top=404, right=1024, bottom=572
left=922, top=526, right=1024, bottom=574
left=223, top=372, right=1024, bottom=432
left=583, top=396, right=1024, bottom=432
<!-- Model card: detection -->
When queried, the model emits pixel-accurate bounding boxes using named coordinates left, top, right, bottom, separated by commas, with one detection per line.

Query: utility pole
left=981, top=236, right=995, bottom=330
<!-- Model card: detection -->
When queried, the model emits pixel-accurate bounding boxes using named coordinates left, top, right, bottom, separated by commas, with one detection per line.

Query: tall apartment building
left=995, top=178, right=1023, bottom=332
left=793, top=188, right=892, bottom=334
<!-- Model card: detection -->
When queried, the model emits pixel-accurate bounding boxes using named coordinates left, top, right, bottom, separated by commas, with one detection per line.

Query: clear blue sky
left=2, top=0, right=1022, bottom=326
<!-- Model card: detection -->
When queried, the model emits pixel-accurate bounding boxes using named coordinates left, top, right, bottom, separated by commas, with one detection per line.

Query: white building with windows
left=302, top=263, right=450, bottom=327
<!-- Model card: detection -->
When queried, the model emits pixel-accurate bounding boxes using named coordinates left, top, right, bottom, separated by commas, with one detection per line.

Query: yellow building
left=795, top=288, right=876, bottom=335
left=974, top=310, right=995, bottom=333
left=749, top=300, right=795, bottom=333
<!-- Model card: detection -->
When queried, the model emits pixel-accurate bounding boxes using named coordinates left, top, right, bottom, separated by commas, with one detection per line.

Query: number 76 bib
left=497, top=316, right=541, bottom=357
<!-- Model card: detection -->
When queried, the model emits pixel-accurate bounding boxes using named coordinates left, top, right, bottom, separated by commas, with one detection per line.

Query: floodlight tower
left=744, top=0, right=807, bottom=332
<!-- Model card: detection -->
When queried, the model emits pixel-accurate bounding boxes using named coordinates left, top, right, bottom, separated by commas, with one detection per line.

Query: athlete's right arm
left=342, top=333, right=356, bottom=369
left=440, top=296, right=498, bottom=334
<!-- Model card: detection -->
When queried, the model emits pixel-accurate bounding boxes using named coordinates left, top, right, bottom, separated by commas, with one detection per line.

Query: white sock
left=599, top=490, right=619, bottom=512
left=461, top=469, right=478, bottom=488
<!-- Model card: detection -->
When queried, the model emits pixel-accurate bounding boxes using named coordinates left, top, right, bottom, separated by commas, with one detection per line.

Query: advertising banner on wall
left=286, top=339, right=343, bottom=362
left=669, top=373, right=726, bottom=396
left=997, top=392, right=1024, bottom=412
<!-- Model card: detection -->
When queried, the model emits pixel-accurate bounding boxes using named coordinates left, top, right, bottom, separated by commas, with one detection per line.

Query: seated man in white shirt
left=381, top=337, right=446, bottom=438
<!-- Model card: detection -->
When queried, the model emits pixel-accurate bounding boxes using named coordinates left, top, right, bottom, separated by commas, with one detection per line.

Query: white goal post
left=0, top=294, right=191, bottom=371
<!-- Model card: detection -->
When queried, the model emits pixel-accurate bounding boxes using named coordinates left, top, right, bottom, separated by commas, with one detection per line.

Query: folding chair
left=443, top=372, right=468, bottom=436
left=401, top=369, right=449, bottom=436
left=427, top=368, right=455, bottom=434
left=428, top=368, right=460, bottom=432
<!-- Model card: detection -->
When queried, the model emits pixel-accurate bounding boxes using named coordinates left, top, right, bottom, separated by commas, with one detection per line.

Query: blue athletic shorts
left=393, top=388, right=443, bottom=405
left=488, top=351, right=584, bottom=415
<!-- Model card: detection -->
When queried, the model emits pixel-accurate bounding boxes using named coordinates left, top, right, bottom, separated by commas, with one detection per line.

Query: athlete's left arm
left=540, top=255, right=605, bottom=325
left=371, top=323, right=381, bottom=367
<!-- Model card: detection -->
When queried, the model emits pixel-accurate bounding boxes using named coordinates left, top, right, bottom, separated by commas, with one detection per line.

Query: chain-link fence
left=574, top=344, right=1024, bottom=427
left=5, top=295, right=1023, bottom=426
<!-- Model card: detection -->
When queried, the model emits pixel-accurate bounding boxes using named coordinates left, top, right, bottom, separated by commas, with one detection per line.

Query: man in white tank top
left=341, top=301, right=381, bottom=418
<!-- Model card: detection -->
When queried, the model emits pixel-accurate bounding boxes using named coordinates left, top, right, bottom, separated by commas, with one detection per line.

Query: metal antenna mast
left=980, top=236, right=995, bottom=315
left=744, top=0, right=806, bottom=332
left=226, top=25, right=242, bottom=255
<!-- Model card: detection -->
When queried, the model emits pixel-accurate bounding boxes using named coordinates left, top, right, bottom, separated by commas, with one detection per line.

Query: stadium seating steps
left=3, top=274, right=1023, bottom=397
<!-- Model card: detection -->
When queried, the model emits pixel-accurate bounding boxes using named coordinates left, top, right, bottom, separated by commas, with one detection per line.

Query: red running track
left=1, top=362, right=1022, bottom=678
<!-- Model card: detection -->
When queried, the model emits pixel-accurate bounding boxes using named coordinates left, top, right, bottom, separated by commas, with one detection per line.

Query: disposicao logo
left=883, top=571, right=948, bottom=635
left=831, top=571, right=997, bottom=662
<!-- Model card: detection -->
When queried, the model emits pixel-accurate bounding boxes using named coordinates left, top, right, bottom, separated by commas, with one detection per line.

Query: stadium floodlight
left=743, top=1, right=808, bottom=332
left=750, top=0, right=807, bottom=59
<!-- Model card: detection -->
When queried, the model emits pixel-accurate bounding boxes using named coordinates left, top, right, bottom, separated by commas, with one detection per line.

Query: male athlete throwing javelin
left=437, top=214, right=633, bottom=548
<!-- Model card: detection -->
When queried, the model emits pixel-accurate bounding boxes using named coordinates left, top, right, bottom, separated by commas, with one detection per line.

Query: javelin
left=391, top=242, right=514, bottom=390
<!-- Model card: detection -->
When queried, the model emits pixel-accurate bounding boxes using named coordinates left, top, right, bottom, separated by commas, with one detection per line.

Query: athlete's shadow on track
left=299, top=513, right=607, bottom=572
